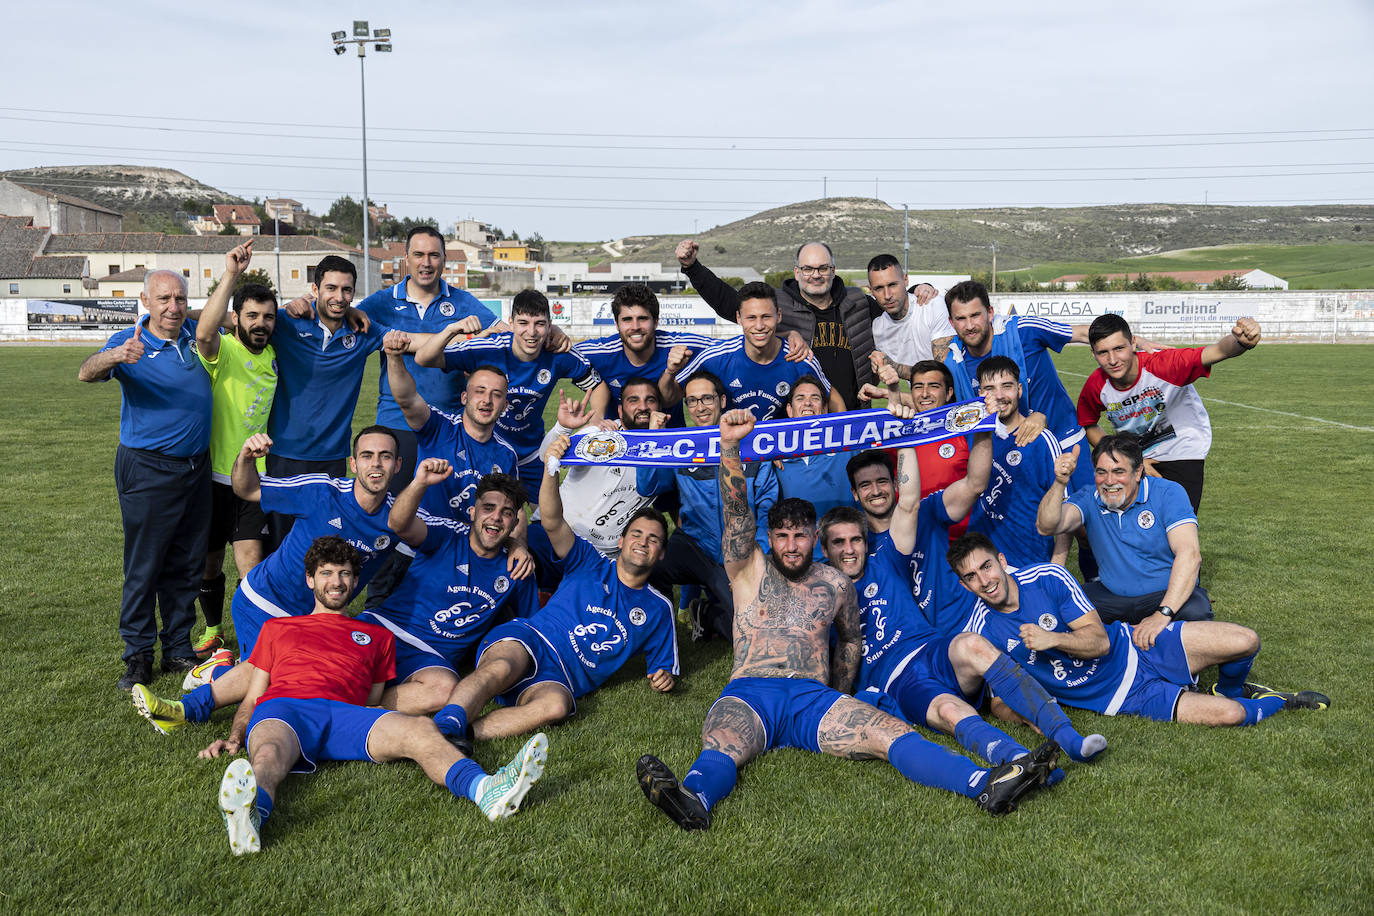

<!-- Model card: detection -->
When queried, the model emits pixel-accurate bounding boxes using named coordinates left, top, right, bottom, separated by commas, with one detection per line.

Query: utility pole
left=331, top=21, right=392, bottom=297
left=903, top=205, right=910, bottom=275
left=273, top=205, right=282, bottom=293
left=991, top=241, right=997, bottom=293
left=822, top=176, right=827, bottom=199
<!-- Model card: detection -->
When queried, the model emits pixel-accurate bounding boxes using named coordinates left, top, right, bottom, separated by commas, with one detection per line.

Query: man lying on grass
left=950, top=532, right=1329, bottom=727
left=155, top=536, right=548, bottom=854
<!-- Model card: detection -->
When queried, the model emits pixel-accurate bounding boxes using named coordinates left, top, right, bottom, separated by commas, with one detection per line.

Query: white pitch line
left=1056, top=369, right=1374, bottom=432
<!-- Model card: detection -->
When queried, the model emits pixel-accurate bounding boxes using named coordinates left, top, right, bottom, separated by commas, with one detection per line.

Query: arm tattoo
left=828, top=579, right=861, bottom=694
left=718, top=442, right=756, bottom=565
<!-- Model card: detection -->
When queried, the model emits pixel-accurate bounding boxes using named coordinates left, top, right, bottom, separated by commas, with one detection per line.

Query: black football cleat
left=977, top=740, right=1059, bottom=816
left=637, top=754, right=711, bottom=830
left=1242, top=682, right=1331, bottom=710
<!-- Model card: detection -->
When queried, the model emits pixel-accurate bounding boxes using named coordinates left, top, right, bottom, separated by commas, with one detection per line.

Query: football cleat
left=193, top=633, right=226, bottom=659
left=220, top=759, right=262, bottom=855
left=182, top=649, right=235, bottom=690
left=636, top=754, right=711, bottom=830
left=131, top=684, right=186, bottom=735
left=977, top=739, right=1059, bottom=816
left=477, top=733, right=548, bottom=822
left=1241, top=682, right=1331, bottom=710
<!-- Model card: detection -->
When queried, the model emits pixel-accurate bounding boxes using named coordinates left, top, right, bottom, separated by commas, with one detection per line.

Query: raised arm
left=197, top=241, right=252, bottom=357
left=78, top=336, right=143, bottom=382
left=658, top=343, right=694, bottom=407
left=888, top=444, right=922, bottom=555
left=231, top=433, right=272, bottom=503
left=718, top=409, right=762, bottom=579
left=383, top=330, right=430, bottom=431
left=1036, top=445, right=1085, bottom=536
left=1201, top=317, right=1260, bottom=367
left=677, top=239, right=741, bottom=321
left=389, top=457, right=452, bottom=548
left=539, top=434, right=577, bottom=559
left=942, top=430, right=992, bottom=523
left=414, top=321, right=470, bottom=369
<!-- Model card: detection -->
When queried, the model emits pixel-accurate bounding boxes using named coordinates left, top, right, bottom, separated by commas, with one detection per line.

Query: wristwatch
left=1157, top=605, right=1176, bottom=618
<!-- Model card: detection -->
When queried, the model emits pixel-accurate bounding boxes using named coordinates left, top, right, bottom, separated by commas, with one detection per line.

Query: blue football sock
left=982, top=654, right=1091, bottom=760
left=255, top=788, right=274, bottom=826
left=182, top=684, right=215, bottom=723
left=433, top=704, right=469, bottom=739
left=1216, top=653, right=1258, bottom=699
left=1239, top=695, right=1286, bottom=725
left=210, top=663, right=232, bottom=681
left=444, top=758, right=489, bottom=802
left=681, top=749, right=737, bottom=812
left=953, top=714, right=1029, bottom=765
left=888, top=731, right=987, bottom=800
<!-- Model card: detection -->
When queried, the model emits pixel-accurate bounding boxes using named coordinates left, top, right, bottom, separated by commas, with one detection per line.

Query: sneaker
left=977, top=739, right=1059, bottom=816
left=182, top=649, right=234, bottom=690
left=193, top=633, right=225, bottom=659
left=220, top=759, right=262, bottom=855
left=160, top=655, right=199, bottom=675
left=636, top=754, right=711, bottom=830
left=1242, top=682, right=1331, bottom=710
left=116, top=654, right=153, bottom=690
left=477, top=733, right=548, bottom=822
left=132, top=684, right=186, bottom=735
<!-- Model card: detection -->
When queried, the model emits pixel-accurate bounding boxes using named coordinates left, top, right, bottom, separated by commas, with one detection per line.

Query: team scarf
left=557, top=399, right=993, bottom=469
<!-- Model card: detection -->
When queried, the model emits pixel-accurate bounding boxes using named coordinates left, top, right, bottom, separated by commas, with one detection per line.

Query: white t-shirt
left=535, top=422, right=655, bottom=556
left=872, top=288, right=955, bottom=366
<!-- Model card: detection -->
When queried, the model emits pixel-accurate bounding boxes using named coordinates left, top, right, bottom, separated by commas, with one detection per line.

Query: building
left=493, top=241, right=532, bottom=262
left=534, top=260, right=755, bottom=295
left=0, top=179, right=123, bottom=233
left=94, top=267, right=148, bottom=298
left=1050, top=268, right=1288, bottom=290
left=194, top=204, right=262, bottom=236
left=454, top=219, right=496, bottom=247
left=0, top=216, right=90, bottom=298
left=264, top=198, right=305, bottom=226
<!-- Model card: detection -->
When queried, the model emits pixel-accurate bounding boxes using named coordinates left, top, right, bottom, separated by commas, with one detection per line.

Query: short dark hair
left=622, top=506, right=668, bottom=540
left=736, top=281, right=777, bottom=309
left=976, top=355, right=1021, bottom=384
left=473, top=472, right=525, bottom=512
left=304, top=535, right=362, bottom=576
left=352, top=424, right=399, bottom=456
left=314, top=255, right=357, bottom=287
left=620, top=376, right=659, bottom=400
left=944, top=279, right=991, bottom=315
left=945, top=531, right=999, bottom=574
left=845, top=450, right=894, bottom=489
left=1088, top=313, right=1134, bottom=348
left=683, top=369, right=726, bottom=399
left=611, top=284, right=659, bottom=322
left=866, top=253, right=902, bottom=274
left=819, top=505, right=868, bottom=545
left=405, top=224, right=445, bottom=253
left=787, top=374, right=826, bottom=406
left=910, top=360, right=954, bottom=390
left=768, top=497, right=817, bottom=530
left=795, top=241, right=835, bottom=265
left=1092, top=433, right=1145, bottom=473
left=468, top=363, right=508, bottom=383
left=511, top=289, right=551, bottom=320
left=233, top=283, right=277, bottom=313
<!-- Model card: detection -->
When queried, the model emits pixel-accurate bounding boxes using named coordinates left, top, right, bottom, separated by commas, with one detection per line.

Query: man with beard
left=634, top=411, right=1059, bottom=830
left=429, top=432, right=680, bottom=746
left=191, top=241, right=278, bottom=658
left=199, top=536, right=548, bottom=855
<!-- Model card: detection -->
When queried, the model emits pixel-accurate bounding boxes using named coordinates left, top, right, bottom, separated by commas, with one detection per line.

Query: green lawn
left=1, top=345, right=1370, bottom=913
left=1003, top=242, right=1374, bottom=290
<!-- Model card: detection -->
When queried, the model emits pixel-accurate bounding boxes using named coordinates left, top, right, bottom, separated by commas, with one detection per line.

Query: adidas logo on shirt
left=329, top=517, right=343, bottom=530
left=456, top=563, right=469, bottom=575
left=730, top=378, right=742, bottom=387
left=1006, top=638, right=1019, bottom=652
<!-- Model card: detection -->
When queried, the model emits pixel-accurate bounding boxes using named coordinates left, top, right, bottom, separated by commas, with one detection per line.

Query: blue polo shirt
left=573, top=329, right=714, bottom=426
left=267, top=305, right=386, bottom=461
left=1066, top=476, right=1197, bottom=597
left=358, top=277, right=497, bottom=426
left=98, top=316, right=212, bottom=456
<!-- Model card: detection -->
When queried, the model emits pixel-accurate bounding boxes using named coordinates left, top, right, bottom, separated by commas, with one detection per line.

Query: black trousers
left=649, top=529, right=735, bottom=640
left=263, top=453, right=347, bottom=552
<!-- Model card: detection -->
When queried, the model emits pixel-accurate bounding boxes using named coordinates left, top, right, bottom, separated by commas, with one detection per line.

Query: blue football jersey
left=853, top=535, right=935, bottom=693
left=912, top=492, right=981, bottom=638
left=574, top=329, right=714, bottom=425
left=414, top=409, right=519, bottom=521
left=969, top=428, right=1061, bottom=569
left=675, top=336, right=829, bottom=420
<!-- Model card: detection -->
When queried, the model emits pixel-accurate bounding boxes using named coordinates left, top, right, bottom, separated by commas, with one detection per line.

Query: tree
left=722, top=276, right=745, bottom=289
left=218, top=222, right=241, bottom=236
left=325, top=195, right=373, bottom=245
left=525, top=232, right=546, bottom=262
left=764, top=270, right=791, bottom=287
left=207, top=267, right=277, bottom=298
left=1210, top=274, right=1249, bottom=290
left=1079, top=274, right=1109, bottom=292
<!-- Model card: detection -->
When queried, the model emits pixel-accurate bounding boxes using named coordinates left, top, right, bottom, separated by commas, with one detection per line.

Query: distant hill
left=604, top=198, right=1374, bottom=272
left=0, top=165, right=245, bottom=217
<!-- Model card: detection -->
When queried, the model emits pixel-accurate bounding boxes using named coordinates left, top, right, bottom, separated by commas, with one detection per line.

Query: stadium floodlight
left=353, top=20, right=369, bottom=37
left=333, top=44, right=347, bottom=55
left=374, top=28, right=390, bottom=39
left=375, top=42, right=392, bottom=52
left=331, top=30, right=347, bottom=41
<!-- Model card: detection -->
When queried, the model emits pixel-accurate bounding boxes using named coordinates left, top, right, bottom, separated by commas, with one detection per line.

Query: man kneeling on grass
left=179, top=536, right=547, bottom=854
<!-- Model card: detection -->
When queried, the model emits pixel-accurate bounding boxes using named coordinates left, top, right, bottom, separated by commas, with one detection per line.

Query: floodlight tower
left=330, top=22, right=392, bottom=297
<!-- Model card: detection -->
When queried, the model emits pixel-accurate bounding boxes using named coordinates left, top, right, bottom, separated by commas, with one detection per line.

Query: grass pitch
left=0, top=344, right=1370, bottom=913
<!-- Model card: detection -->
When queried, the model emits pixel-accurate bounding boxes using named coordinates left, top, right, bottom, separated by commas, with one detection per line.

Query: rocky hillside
left=1, top=165, right=244, bottom=216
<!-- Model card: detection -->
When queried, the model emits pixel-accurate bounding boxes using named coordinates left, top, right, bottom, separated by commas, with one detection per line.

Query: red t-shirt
left=886, top=437, right=971, bottom=539
left=1077, top=348, right=1212, bottom=461
left=249, top=613, right=395, bottom=706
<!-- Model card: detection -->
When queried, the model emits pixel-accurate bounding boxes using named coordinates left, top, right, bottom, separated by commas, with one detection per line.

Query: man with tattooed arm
left=635, top=410, right=1060, bottom=828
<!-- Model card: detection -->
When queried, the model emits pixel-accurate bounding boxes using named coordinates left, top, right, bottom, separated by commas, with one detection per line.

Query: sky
left=5, top=0, right=1373, bottom=241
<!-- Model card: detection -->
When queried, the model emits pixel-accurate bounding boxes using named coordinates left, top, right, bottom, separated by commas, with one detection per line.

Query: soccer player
left=427, top=432, right=681, bottom=745
left=636, top=371, right=779, bottom=640
left=635, top=410, right=1059, bottom=830
left=771, top=375, right=859, bottom=531
left=950, top=532, right=1329, bottom=727
left=665, top=282, right=840, bottom=419
left=571, top=283, right=713, bottom=426
left=1078, top=313, right=1262, bottom=511
left=416, top=289, right=606, bottom=501
left=360, top=462, right=536, bottom=722
left=866, top=253, right=952, bottom=367
left=192, top=240, right=278, bottom=658
left=193, top=536, right=547, bottom=855
left=967, top=356, right=1072, bottom=568
left=1037, top=434, right=1211, bottom=639
left=819, top=504, right=1105, bottom=770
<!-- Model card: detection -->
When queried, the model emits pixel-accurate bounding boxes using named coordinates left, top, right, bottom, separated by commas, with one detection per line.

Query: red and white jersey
left=1077, top=348, right=1213, bottom=461
left=249, top=612, right=395, bottom=706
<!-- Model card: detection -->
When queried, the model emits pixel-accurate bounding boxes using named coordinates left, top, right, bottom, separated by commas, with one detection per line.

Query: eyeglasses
left=683, top=395, right=720, bottom=408
left=797, top=264, right=834, bottom=276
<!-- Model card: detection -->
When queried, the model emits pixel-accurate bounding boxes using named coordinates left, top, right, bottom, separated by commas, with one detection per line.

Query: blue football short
left=230, top=584, right=292, bottom=659
left=712, top=677, right=845, bottom=754
left=1118, top=621, right=1195, bottom=722
left=515, top=458, right=546, bottom=506
left=355, top=611, right=458, bottom=683
left=478, top=619, right=577, bottom=709
left=885, top=636, right=985, bottom=727
left=248, top=697, right=392, bottom=774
